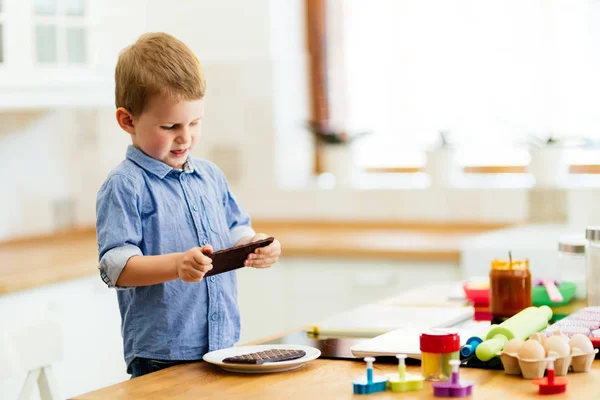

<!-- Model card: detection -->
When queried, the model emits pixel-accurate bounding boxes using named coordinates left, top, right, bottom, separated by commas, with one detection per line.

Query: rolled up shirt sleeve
left=229, top=224, right=256, bottom=246
left=96, top=173, right=143, bottom=289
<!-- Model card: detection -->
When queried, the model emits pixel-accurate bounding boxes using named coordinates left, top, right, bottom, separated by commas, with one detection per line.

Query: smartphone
left=204, top=237, right=275, bottom=277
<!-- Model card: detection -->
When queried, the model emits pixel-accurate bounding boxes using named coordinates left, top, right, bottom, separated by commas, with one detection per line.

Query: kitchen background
left=1, top=0, right=599, bottom=398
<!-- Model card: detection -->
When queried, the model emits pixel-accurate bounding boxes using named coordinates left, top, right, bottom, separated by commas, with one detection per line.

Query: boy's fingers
left=194, top=264, right=213, bottom=273
left=247, top=256, right=278, bottom=267
left=201, top=244, right=213, bottom=255
left=192, top=247, right=213, bottom=265
left=186, top=270, right=203, bottom=282
left=247, top=251, right=278, bottom=261
left=254, top=245, right=270, bottom=254
left=255, top=245, right=277, bottom=255
left=255, top=240, right=280, bottom=255
left=249, top=250, right=279, bottom=259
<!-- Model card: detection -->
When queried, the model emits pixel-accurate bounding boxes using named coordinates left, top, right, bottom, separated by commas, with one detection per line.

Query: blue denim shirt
left=96, top=145, right=255, bottom=371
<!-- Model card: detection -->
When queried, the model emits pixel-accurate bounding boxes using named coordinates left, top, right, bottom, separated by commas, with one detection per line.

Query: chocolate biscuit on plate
left=222, top=349, right=306, bottom=364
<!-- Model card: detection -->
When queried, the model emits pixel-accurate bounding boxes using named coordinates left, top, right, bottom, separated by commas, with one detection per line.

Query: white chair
left=1, top=319, right=63, bottom=400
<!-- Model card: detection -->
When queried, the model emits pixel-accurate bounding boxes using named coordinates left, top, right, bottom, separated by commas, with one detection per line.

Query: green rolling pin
left=460, top=325, right=497, bottom=358
left=475, top=306, right=553, bottom=362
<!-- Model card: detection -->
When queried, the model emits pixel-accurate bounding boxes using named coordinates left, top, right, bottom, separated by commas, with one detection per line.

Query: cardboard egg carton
left=497, top=335, right=598, bottom=379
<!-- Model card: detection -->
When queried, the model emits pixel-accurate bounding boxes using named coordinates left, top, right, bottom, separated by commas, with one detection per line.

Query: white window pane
left=0, top=25, right=3, bottom=63
left=34, top=0, right=56, bottom=15
left=65, top=0, right=85, bottom=16
left=35, top=25, right=57, bottom=63
left=66, top=27, right=86, bottom=63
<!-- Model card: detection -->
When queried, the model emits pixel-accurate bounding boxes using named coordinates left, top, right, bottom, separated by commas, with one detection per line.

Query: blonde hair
left=115, top=32, right=206, bottom=116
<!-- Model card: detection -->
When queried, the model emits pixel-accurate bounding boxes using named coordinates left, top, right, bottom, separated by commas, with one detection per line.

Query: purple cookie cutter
left=432, top=360, right=473, bottom=398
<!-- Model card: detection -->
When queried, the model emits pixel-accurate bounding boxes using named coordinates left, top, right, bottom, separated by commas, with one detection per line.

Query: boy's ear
left=116, top=107, right=136, bottom=135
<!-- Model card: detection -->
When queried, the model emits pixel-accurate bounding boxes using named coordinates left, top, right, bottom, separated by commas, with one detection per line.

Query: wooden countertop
left=72, top=283, right=599, bottom=400
left=0, top=221, right=510, bottom=295
left=0, top=229, right=99, bottom=295
left=251, top=220, right=511, bottom=262
left=72, top=357, right=600, bottom=399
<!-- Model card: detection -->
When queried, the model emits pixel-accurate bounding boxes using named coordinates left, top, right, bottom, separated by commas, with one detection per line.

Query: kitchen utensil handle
left=543, top=280, right=564, bottom=303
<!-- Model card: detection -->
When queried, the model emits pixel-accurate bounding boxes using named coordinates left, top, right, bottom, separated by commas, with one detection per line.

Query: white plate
left=203, top=344, right=321, bottom=374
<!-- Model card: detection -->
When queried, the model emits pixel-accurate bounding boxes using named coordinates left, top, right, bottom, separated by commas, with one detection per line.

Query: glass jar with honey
left=489, top=257, right=532, bottom=320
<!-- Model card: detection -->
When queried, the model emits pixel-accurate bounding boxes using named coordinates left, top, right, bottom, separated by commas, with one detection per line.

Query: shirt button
left=210, top=276, right=216, bottom=282
left=193, top=204, right=198, bottom=211
left=211, top=313, right=218, bottom=321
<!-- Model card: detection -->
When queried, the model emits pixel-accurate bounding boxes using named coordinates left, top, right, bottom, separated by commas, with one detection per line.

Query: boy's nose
left=176, top=128, right=192, bottom=143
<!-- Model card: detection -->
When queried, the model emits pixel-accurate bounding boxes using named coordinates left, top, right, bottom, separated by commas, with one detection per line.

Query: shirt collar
left=126, top=145, right=196, bottom=179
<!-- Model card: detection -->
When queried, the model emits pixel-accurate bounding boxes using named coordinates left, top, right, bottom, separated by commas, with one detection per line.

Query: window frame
left=33, top=0, right=89, bottom=66
left=305, top=0, right=329, bottom=174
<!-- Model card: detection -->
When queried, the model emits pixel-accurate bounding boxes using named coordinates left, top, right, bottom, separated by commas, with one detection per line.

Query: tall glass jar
left=558, top=237, right=587, bottom=300
left=489, top=258, right=531, bottom=320
left=586, top=227, right=600, bottom=306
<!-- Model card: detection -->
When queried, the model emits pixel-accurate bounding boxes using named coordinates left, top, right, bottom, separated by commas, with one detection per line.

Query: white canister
left=528, top=147, right=568, bottom=188
left=425, top=148, right=458, bottom=188
left=586, top=227, right=600, bottom=306
left=321, top=144, right=358, bottom=187
left=557, top=238, right=587, bottom=300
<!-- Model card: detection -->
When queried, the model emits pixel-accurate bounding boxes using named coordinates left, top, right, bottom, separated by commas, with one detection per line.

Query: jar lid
left=558, top=236, right=586, bottom=254
left=587, top=227, right=600, bottom=241
left=420, top=330, right=460, bottom=353
left=491, top=259, right=529, bottom=271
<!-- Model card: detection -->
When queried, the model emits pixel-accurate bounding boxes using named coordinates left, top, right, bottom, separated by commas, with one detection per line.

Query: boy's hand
left=176, top=245, right=214, bottom=282
left=243, top=233, right=281, bottom=269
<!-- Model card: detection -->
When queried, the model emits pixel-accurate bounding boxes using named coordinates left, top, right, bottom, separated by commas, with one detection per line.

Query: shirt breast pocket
left=200, top=195, right=228, bottom=236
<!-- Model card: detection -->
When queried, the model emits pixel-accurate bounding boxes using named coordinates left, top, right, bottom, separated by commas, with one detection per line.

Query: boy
left=95, top=32, right=281, bottom=378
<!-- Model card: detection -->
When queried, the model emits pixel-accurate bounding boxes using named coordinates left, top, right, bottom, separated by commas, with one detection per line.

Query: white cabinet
left=0, top=276, right=128, bottom=399
left=236, top=257, right=459, bottom=344
left=0, top=0, right=147, bottom=110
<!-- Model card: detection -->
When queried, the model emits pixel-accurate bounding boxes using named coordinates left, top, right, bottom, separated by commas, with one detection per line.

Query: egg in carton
left=517, top=339, right=548, bottom=379
left=569, top=333, right=599, bottom=373
left=543, top=335, right=571, bottom=376
left=497, top=338, right=524, bottom=375
left=497, top=332, right=596, bottom=379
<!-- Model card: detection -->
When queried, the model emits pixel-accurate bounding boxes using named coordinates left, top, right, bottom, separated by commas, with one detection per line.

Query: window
left=333, top=0, right=600, bottom=169
left=34, top=0, right=57, bottom=14
left=35, top=25, right=58, bottom=63
left=34, top=0, right=87, bottom=65
left=66, top=27, right=86, bottom=63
